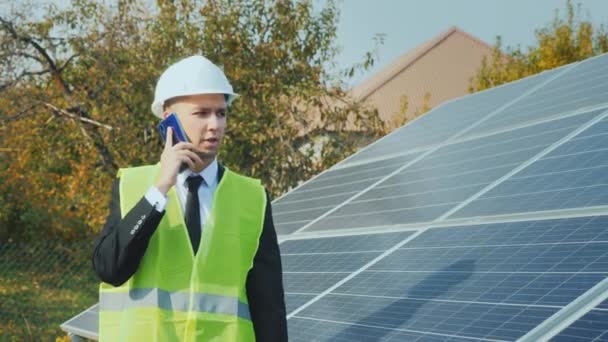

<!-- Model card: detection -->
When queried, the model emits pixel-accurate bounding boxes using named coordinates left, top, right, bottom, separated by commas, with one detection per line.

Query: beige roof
left=351, top=26, right=496, bottom=124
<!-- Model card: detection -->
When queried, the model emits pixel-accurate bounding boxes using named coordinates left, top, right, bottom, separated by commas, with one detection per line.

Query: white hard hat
left=151, top=55, right=238, bottom=118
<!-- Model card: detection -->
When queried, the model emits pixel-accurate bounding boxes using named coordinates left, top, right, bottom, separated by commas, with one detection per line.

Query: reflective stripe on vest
left=98, top=164, right=265, bottom=342
left=100, top=289, right=251, bottom=321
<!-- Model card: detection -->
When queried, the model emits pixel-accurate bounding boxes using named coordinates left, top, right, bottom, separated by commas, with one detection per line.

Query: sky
left=333, top=0, right=608, bottom=86
left=3, top=0, right=608, bottom=87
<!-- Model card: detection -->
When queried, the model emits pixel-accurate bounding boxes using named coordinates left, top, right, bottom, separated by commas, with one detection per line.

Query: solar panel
left=273, top=152, right=421, bottom=234
left=60, top=304, right=98, bottom=340
left=299, top=297, right=556, bottom=340
left=62, top=53, right=608, bottom=340
left=467, top=54, right=608, bottom=136
left=303, top=110, right=603, bottom=232
left=288, top=317, right=483, bottom=342
left=282, top=232, right=414, bottom=295
left=551, top=308, right=608, bottom=341
left=338, top=65, right=569, bottom=166
left=284, top=217, right=608, bottom=341
left=451, top=113, right=608, bottom=219
left=286, top=294, right=317, bottom=315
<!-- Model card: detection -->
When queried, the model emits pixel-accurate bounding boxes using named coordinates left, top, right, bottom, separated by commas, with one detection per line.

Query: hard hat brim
left=151, top=91, right=239, bottom=118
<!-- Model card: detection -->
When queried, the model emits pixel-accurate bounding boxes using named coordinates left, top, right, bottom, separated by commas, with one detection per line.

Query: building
left=352, top=26, right=496, bottom=127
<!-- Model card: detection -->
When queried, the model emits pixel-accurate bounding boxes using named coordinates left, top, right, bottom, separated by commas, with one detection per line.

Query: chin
left=196, top=151, right=217, bottom=160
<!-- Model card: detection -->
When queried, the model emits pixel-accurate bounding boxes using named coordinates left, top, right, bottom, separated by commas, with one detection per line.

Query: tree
left=388, top=92, right=432, bottom=130
left=470, top=0, right=608, bottom=92
left=0, top=0, right=385, bottom=241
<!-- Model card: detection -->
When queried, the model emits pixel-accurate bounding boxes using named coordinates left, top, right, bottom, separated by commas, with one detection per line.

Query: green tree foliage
left=388, top=92, right=431, bottom=130
left=0, top=0, right=385, bottom=241
left=470, top=0, right=608, bottom=92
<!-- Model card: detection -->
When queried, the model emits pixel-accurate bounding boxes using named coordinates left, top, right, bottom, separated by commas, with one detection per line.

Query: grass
left=0, top=242, right=98, bottom=341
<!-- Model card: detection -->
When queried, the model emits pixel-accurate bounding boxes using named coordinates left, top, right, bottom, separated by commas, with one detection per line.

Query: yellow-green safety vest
left=98, top=164, right=266, bottom=341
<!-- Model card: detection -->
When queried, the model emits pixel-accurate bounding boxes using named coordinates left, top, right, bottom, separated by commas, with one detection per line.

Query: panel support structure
left=519, top=277, right=608, bottom=342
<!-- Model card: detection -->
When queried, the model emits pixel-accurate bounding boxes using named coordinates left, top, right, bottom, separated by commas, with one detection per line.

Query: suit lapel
left=217, top=163, right=225, bottom=182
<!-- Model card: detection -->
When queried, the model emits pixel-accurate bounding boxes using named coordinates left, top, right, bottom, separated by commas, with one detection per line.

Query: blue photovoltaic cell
left=288, top=317, right=476, bottom=342
left=304, top=113, right=596, bottom=232
left=291, top=217, right=608, bottom=341
left=273, top=153, right=420, bottom=235
left=467, top=54, right=608, bottom=136
left=452, top=110, right=608, bottom=219
left=284, top=272, right=350, bottom=295
left=281, top=232, right=413, bottom=305
left=286, top=294, right=316, bottom=315
left=346, top=218, right=608, bottom=307
left=405, top=216, right=608, bottom=247
left=293, top=294, right=558, bottom=341
left=275, top=222, right=312, bottom=235
left=282, top=251, right=382, bottom=273
left=552, top=309, right=608, bottom=341
left=341, top=66, right=565, bottom=166
left=281, top=232, right=411, bottom=254
left=337, top=270, right=606, bottom=307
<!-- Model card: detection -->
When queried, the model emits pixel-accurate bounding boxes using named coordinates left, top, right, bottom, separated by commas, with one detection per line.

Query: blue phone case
left=158, top=113, right=189, bottom=145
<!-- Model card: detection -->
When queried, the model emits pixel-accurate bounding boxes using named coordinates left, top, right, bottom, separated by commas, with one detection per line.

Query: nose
left=207, top=112, right=220, bottom=131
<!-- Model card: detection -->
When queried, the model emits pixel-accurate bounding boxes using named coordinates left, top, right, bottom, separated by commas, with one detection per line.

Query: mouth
left=202, top=138, right=219, bottom=147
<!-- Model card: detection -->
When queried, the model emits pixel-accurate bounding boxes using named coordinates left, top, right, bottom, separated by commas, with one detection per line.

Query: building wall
left=362, top=31, right=494, bottom=124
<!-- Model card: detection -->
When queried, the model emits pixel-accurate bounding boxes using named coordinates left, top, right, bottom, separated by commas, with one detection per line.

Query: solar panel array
left=62, top=53, right=608, bottom=340
left=274, top=53, right=608, bottom=341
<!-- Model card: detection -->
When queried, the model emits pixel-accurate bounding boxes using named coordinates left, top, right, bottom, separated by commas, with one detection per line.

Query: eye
left=217, top=111, right=226, bottom=118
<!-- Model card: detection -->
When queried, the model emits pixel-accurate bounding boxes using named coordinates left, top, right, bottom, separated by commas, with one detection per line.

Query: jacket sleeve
left=246, top=190, right=288, bottom=341
left=92, top=178, right=165, bottom=287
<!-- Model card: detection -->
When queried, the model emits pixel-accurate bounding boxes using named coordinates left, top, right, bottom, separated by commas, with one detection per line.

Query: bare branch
left=78, top=124, right=94, bottom=144
left=58, top=54, right=79, bottom=72
left=0, top=15, right=72, bottom=96
left=43, top=102, right=113, bottom=130
left=11, top=51, right=45, bottom=64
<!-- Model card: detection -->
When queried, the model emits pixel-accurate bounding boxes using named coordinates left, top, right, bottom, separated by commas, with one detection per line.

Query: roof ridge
left=451, top=26, right=496, bottom=51
left=352, top=27, right=458, bottom=101
left=352, top=26, right=494, bottom=102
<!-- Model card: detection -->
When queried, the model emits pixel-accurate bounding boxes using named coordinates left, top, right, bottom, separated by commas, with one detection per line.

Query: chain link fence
left=0, top=239, right=99, bottom=341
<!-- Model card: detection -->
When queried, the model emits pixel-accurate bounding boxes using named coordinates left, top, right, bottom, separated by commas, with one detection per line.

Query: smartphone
left=158, top=112, right=189, bottom=145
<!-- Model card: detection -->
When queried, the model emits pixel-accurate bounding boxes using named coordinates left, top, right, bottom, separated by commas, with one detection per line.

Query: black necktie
left=185, top=175, right=204, bottom=254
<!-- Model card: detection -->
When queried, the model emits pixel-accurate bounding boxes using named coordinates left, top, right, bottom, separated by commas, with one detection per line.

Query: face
left=163, top=93, right=227, bottom=160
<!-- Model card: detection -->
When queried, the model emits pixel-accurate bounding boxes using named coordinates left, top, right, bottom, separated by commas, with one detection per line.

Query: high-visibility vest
left=99, top=164, right=266, bottom=341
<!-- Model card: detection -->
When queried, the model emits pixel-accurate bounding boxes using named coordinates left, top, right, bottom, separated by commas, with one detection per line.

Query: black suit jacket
left=92, top=164, right=288, bottom=341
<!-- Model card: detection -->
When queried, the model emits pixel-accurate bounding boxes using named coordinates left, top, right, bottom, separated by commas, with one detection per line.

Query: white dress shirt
left=144, top=160, right=219, bottom=231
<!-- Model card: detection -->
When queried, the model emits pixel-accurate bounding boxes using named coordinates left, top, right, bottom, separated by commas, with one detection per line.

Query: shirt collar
left=177, top=159, right=218, bottom=188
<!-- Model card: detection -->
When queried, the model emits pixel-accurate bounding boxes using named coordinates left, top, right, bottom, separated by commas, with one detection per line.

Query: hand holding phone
left=158, top=112, right=189, bottom=145
left=155, top=113, right=203, bottom=194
